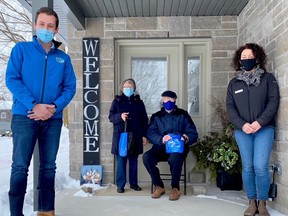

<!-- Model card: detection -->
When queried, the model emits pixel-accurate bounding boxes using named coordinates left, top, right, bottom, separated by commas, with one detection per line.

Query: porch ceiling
left=59, top=0, right=249, bottom=30
left=72, top=0, right=249, bottom=17
left=18, top=0, right=249, bottom=41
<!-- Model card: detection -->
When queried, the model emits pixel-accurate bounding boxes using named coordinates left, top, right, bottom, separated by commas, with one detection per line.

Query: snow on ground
left=0, top=126, right=79, bottom=216
left=0, top=127, right=286, bottom=216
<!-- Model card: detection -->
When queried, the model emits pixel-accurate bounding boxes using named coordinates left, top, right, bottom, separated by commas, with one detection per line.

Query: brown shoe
left=37, top=211, right=55, bottom=216
left=169, top=188, right=180, bottom=201
left=244, top=199, right=258, bottom=216
left=151, top=186, right=165, bottom=199
left=258, top=200, right=270, bottom=216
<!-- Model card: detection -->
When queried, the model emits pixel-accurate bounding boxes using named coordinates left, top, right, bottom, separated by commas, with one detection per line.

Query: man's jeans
left=9, top=115, right=62, bottom=216
left=234, top=126, right=274, bottom=200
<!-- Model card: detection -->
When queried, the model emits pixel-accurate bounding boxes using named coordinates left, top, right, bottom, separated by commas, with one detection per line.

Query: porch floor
left=55, top=184, right=253, bottom=216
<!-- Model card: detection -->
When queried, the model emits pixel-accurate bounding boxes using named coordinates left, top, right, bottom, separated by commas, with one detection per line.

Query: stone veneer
left=67, top=0, right=288, bottom=213
left=67, top=15, right=238, bottom=183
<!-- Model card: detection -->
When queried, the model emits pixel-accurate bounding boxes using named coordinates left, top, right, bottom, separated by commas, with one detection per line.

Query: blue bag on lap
left=165, top=133, right=184, bottom=153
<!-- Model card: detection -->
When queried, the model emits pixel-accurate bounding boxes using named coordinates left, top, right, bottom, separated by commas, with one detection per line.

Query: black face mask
left=240, top=59, right=257, bottom=71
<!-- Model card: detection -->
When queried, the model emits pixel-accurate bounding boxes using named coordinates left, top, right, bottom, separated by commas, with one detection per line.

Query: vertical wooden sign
left=82, top=38, right=100, bottom=165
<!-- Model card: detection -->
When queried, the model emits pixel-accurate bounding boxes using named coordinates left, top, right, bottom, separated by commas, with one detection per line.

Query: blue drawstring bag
left=165, top=134, right=184, bottom=153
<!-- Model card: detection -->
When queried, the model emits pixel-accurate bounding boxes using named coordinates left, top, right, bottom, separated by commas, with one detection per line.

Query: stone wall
left=67, top=16, right=238, bottom=184
left=237, top=0, right=288, bottom=214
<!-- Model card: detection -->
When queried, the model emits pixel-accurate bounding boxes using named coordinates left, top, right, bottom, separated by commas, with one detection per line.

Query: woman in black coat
left=226, top=43, right=280, bottom=216
left=109, top=78, right=148, bottom=193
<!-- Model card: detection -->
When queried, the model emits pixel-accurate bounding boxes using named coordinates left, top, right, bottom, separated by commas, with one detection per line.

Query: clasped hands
left=242, top=121, right=261, bottom=134
left=27, top=104, right=56, bottom=121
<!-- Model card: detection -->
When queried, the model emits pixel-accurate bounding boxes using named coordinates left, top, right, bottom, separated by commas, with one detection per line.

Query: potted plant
left=191, top=96, right=242, bottom=190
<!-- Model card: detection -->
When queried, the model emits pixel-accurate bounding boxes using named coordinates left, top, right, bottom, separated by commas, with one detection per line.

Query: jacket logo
left=56, top=57, right=64, bottom=63
left=235, top=89, right=243, bottom=94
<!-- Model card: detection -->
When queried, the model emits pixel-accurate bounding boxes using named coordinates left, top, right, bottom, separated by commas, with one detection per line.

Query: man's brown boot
left=37, top=211, right=55, bottom=216
left=151, top=186, right=165, bottom=199
left=244, top=199, right=258, bottom=216
left=258, top=200, right=270, bottom=216
left=169, top=188, right=180, bottom=201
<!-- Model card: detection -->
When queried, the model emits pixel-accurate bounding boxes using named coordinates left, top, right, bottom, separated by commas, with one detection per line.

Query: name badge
left=235, top=89, right=243, bottom=94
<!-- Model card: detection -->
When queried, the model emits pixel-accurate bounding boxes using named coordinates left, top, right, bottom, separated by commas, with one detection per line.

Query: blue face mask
left=123, top=87, right=134, bottom=97
left=36, top=28, right=54, bottom=44
left=163, top=101, right=176, bottom=111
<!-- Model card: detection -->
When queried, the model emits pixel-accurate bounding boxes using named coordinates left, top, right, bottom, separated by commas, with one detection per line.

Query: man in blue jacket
left=5, top=7, right=76, bottom=216
left=143, top=90, right=198, bottom=201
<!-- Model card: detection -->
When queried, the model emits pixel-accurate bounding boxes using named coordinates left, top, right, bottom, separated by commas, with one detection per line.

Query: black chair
left=151, top=158, right=187, bottom=195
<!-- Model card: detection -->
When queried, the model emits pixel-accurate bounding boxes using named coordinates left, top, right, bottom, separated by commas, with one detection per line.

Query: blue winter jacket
left=5, top=36, right=76, bottom=118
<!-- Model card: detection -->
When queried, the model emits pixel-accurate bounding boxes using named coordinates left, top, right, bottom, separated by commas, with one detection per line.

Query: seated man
left=143, top=90, right=198, bottom=201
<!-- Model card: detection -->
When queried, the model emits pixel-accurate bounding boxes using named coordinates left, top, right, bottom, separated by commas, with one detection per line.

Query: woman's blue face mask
left=123, top=87, right=134, bottom=97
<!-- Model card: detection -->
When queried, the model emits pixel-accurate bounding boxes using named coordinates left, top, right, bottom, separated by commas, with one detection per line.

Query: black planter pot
left=216, top=170, right=243, bottom=191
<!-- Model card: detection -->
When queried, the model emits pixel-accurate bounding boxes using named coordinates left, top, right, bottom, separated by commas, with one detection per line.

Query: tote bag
left=118, top=121, right=134, bottom=157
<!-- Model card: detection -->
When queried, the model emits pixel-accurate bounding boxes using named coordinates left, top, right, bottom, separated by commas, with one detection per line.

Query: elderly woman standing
left=109, top=78, right=148, bottom=193
left=226, top=43, right=280, bottom=216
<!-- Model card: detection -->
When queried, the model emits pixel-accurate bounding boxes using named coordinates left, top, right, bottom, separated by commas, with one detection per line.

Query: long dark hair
left=231, top=43, right=267, bottom=71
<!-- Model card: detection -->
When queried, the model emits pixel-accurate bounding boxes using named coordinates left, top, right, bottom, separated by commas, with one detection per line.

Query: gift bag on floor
left=119, top=121, right=134, bottom=157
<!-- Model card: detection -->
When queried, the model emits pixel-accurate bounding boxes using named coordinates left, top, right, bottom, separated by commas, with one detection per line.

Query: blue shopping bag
left=165, top=134, right=184, bottom=153
left=119, top=132, right=128, bottom=157
left=118, top=121, right=134, bottom=157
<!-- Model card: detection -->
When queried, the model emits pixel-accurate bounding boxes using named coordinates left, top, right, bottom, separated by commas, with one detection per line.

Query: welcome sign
left=82, top=38, right=100, bottom=165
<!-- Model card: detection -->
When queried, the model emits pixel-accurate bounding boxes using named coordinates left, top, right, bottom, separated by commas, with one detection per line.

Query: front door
left=116, top=38, right=211, bottom=183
